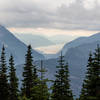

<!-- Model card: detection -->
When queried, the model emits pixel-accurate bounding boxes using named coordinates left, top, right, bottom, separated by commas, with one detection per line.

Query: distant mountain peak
left=57, top=32, right=100, bottom=56
left=0, top=26, right=44, bottom=64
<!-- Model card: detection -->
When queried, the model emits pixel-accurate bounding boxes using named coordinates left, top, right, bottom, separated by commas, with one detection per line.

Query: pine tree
left=33, top=63, right=38, bottom=86
left=22, top=45, right=36, bottom=99
left=19, top=95, right=30, bottom=100
left=51, top=52, right=73, bottom=100
left=9, top=54, right=19, bottom=100
left=79, top=52, right=95, bottom=100
left=0, top=45, right=9, bottom=100
left=93, top=44, right=100, bottom=98
left=30, top=63, right=39, bottom=100
left=39, top=60, right=49, bottom=100
left=80, top=45, right=100, bottom=100
left=31, top=60, right=49, bottom=100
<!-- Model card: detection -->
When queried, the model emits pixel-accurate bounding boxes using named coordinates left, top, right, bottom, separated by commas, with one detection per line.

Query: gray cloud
left=0, top=0, right=100, bottom=31
left=55, top=1, right=100, bottom=31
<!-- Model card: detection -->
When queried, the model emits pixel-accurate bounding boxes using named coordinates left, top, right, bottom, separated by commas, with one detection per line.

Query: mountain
left=37, top=41, right=100, bottom=97
left=64, top=41, right=99, bottom=97
left=14, top=34, right=54, bottom=48
left=58, top=33, right=100, bottom=55
left=48, top=35, right=77, bottom=44
left=15, top=33, right=100, bottom=97
left=17, top=41, right=98, bottom=97
left=0, top=25, right=44, bottom=64
left=35, top=33, right=100, bottom=97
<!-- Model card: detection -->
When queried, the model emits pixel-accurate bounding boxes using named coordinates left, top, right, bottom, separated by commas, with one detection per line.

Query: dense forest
left=0, top=44, right=100, bottom=100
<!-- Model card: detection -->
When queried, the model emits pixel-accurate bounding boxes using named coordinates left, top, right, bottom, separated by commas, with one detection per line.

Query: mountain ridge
left=57, top=32, right=100, bottom=56
left=0, top=25, right=44, bottom=64
left=14, top=33, right=54, bottom=48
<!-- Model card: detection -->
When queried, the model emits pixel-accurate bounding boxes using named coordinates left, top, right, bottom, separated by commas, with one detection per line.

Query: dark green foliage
left=31, top=60, right=49, bottom=100
left=0, top=45, right=9, bottom=100
left=33, top=64, right=38, bottom=86
left=9, top=54, right=19, bottom=100
left=80, top=45, right=100, bottom=100
left=22, top=45, right=49, bottom=100
left=22, top=45, right=34, bottom=99
left=51, top=53, right=73, bottom=100
left=19, top=95, right=30, bottom=100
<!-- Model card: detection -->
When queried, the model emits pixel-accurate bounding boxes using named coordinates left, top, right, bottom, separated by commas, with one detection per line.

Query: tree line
left=0, top=44, right=100, bottom=100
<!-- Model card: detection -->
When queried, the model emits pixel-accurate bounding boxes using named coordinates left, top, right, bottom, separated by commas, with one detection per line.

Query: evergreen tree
left=33, top=63, right=38, bottom=86
left=80, top=45, right=100, bottom=100
left=38, top=60, right=49, bottom=100
left=79, top=52, right=95, bottom=100
left=93, top=44, right=100, bottom=98
left=0, top=45, right=9, bottom=100
left=31, top=60, right=49, bottom=100
left=30, top=64, right=39, bottom=100
left=9, top=54, right=19, bottom=100
left=19, top=95, right=30, bottom=100
left=51, top=52, right=73, bottom=100
left=22, top=45, right=36, bottom=99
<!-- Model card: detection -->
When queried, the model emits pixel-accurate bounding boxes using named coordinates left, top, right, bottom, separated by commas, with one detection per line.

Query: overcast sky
left=0, top=0, right=100, bottom=36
